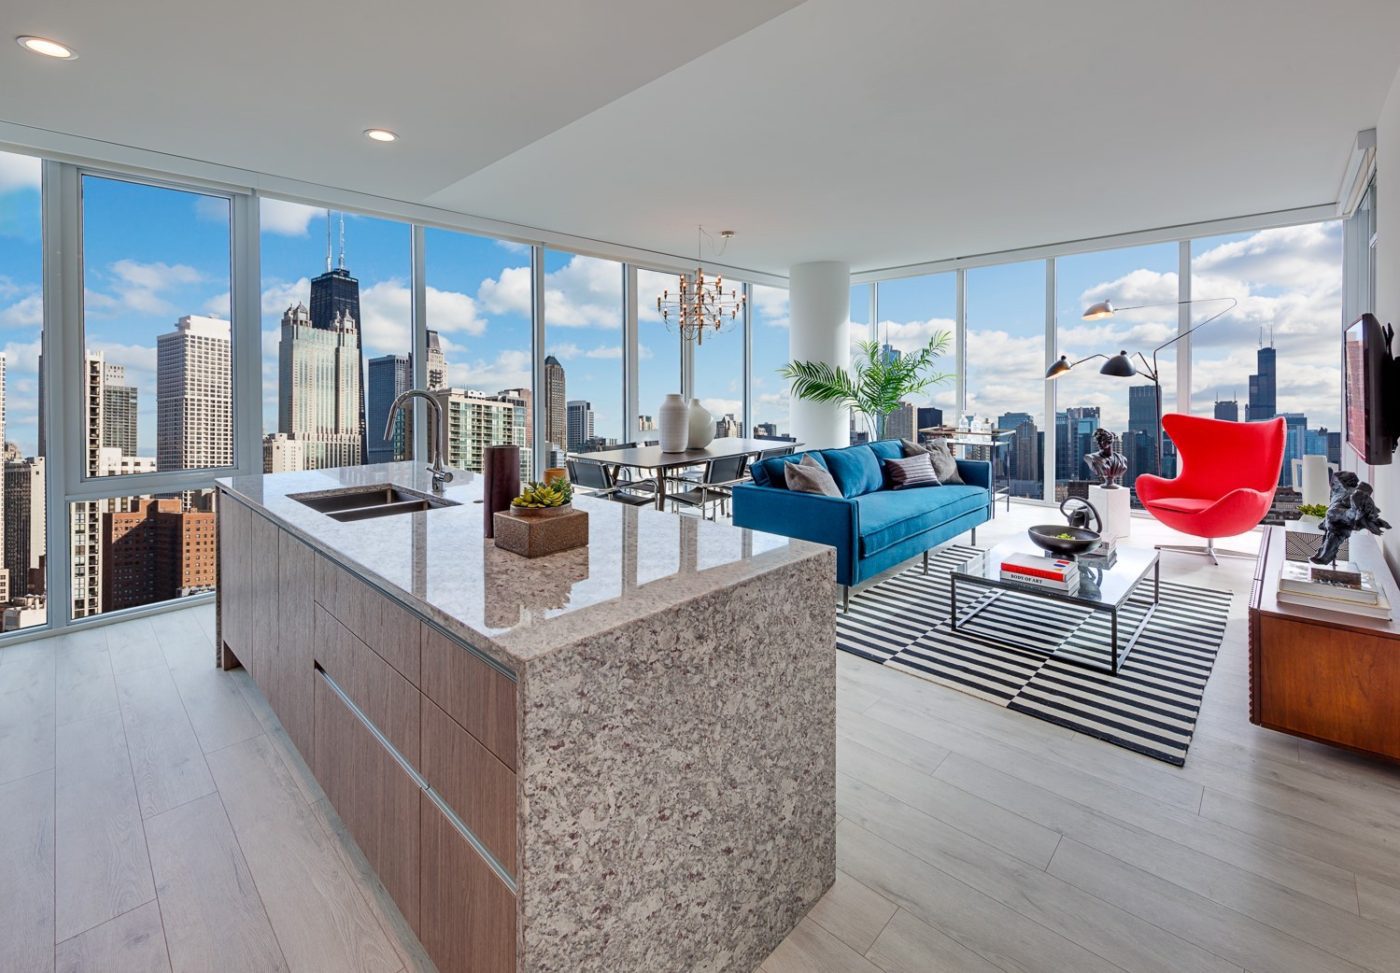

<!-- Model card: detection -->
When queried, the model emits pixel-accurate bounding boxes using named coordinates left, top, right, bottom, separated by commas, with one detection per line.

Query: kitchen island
left=215, top=462, right=836, bottom=973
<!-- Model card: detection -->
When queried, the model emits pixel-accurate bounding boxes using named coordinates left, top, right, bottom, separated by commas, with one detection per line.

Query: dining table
left=577, top=437, right=803, bottom=510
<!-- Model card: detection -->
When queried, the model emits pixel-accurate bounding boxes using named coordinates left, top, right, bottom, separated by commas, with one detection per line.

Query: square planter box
left=493, top=507, right=589, bottom=558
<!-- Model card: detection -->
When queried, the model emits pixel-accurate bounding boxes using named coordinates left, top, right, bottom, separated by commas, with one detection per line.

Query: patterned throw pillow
left=901, top=437, right=962, bottom=484
left=784, top=454, right=842, bottom=496
left=885, top=453, right=940, bottom=489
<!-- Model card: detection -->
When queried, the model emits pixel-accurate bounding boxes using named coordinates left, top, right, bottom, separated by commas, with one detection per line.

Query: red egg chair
left=1135, top=414, right=1286, bottom=563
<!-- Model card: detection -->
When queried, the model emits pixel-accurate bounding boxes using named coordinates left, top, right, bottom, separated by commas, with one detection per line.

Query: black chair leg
left=923, top=550, right=929, bottom=575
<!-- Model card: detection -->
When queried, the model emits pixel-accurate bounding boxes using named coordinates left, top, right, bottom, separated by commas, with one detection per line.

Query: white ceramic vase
left=658, top=394, right=690, bottom=452
left=688, top=398, right=715, bottom=449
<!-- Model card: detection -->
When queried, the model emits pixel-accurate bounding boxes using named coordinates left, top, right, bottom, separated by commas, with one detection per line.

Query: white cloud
left=546, top=342, right=583, bottom=360
left=0, top=293, right=43, bottom=328
left=262, top=277, right=311, bottom=317
left=1, top=337, right=43, bottom=374
left=700, top=397, right=742, bottom=418
left=193, top=196, right=230, bottom=225
left=204, top=292, right=231, bottom=318
left=584, top=346, right=622, bottom=359
left=0, top=153, right=41, bottom=193
left=427, top=287, right=485, bottom=336
left=477, top=265, right=532, bottom=318
left=357, top=279, right=413, bottom=356
left=88, top=259, right=206, bottom=317
left=752, top=285, right=790, bottom=328
left=495, top=239, right=531, bottom=254
left=260, top=199, right=320, bottom=236
left=486, top=254, right=623, bottom=329
left=447, top=348, right=533, bottom=393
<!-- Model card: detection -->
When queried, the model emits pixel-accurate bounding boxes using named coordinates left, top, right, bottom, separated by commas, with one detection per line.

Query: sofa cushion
left=884, top=453, right=940, bottom=489
left=868, top=439, right=904, bottom=462
left=822, top=445, right=884, bottom=498
left=1148, top=496, right=1215, bottom=514
left=902, top=438, right=963, bottom=484
left=784, top=455, right=841, bottom=496
left=750, top=451, right=825, bottom=489
left=855, top=485, right=988, bottom=556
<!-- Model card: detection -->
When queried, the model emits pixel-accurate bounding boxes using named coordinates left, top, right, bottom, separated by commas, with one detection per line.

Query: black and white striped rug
left=839, top=545, right=1232, bottom=765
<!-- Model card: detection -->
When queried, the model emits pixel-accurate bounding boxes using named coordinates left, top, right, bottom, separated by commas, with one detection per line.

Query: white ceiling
left=5, top=0, right=1400, bottom=276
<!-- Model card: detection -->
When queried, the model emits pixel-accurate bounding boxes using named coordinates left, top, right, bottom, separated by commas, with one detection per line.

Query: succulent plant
left=511, top=479, right=573, bottom=509
left=1298, top=503, right=1329, bottom=519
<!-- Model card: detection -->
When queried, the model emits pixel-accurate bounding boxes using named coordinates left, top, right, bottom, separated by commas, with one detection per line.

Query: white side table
left=1089, top=483, right=1132, bottom=542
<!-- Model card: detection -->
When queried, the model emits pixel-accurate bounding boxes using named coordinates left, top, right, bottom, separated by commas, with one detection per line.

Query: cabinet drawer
left=421, top=698, right=517, bottom=875
left=420, top=625, right=517, bottom=771
left=314, top=672, right=420, bottom=929
left=217, top=493, right=251, bottom=663
left=316, top=555, right=421, bottom=685
left=314, top=605, right=419, bottom=764
left=268, top=530, right=316, bottom=758
left=419, top=791, right=517, bottom=973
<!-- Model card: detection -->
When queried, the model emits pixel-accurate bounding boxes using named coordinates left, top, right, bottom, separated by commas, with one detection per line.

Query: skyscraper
left=1280, top=412, right=1307, bottom=487
left=916, top=407, right=944, bottom=436
left=435, top=389, right=530, bottom=478
left=885, top=402, right=914, bottom=441
left=1248, top=342, right=1277, bottom=421
left=0, top=355, right=7, bottom=604
left=3, top=456, right=44, bottom=600
left=101, top=496, right=217, bottom=612
left=426, top=330, right=448, bottom=390
left=544, top=355, right=566, bottom=452
left=102, top=362, right=139, bottom=457
left=1213, top=397, right=1239, bottom=422
left=1055, top=406, right=1100, bottom=482
left=1127, top=384, right=1161, bottom=481
left=278, top=302, right=363, bottom=470
left=567, top=400, right=594, bottom=452
left=367, top=354, right=413, bottom=464
left=157, top=315, right=232, bottom=472
left=498, top=387, right=533, bottom=448
left=997, top=411, right=1038, bottom=490
left=308, top=247, right=366, bottom=458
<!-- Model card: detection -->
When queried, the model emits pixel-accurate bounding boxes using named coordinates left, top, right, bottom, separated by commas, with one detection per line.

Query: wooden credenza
left=1249, top=525, right=1400, bottom=761
left=218, top=492, right=518, bottom=973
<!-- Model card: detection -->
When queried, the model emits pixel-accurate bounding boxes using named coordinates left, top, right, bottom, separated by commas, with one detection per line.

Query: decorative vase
left=483, top=444, right=520, bottom=539
left=658, top=394, right=689, bottom=452
left=687, top=398, right=714, bottom=449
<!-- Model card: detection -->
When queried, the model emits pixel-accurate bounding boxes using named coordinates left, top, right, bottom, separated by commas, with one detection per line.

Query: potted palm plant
left=780, top=332, right=953, bottom=440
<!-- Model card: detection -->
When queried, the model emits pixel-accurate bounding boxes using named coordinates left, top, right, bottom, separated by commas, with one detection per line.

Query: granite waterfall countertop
left=216, top=462, right=830, bottom=671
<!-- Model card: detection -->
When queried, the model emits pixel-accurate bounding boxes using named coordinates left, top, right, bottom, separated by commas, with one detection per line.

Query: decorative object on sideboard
left=658, top=393, right=689, bottom=452
left=1084, top=428, right=1128, bottom=488
left=687, top=398, right=715, bottom=449
left=543, top=466, right=567, bottom=485
left=482, top=444, right=521, bottom=539
left=495, top=479, right=589, bottom=558
left=1286, top=504, right=1343, bottom=562
left=1027, top=498, right=1103, bottom=559
left=1310, top=470, right=1392, bottom=566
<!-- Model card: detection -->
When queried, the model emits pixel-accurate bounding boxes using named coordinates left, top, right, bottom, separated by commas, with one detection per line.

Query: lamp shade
left=1082, top=300, right=1115, bottom=320
left=1099, top=351, right=1137, bottom=378
left=1045, top=355, right=1073, bottom=380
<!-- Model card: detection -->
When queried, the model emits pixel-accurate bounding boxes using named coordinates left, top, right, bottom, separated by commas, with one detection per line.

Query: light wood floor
left=2, top=506, right=1400, bottom=972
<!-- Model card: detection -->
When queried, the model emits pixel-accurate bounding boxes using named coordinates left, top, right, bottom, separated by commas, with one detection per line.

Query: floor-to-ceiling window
left=424, top=228, right=533, bottom=477
left=542, top=251, right=624, bottom=456
left=0, top=151, right=47, bottom=633
left=690, top=276, right=747, bottom=439
left=1054, top=243, right=1179, bottom=502
left=871, top=272, right=957, bottom=445
left=749, top=284, right=792, bottom=440
left=259, top=203, right=411, bottom=473
left=966, top=260, right=1047, bottom=499
left=637, top=268, right=685, bottom=444
left=1189, top=223, right=1344, bottom=489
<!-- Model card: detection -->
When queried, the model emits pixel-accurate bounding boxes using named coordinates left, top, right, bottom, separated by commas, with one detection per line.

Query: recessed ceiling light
left=16, top=35, right=77, bottom=60
left=363, top=128, right=398, bottom=143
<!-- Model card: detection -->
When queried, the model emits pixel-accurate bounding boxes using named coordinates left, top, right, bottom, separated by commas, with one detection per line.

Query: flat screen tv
left=1343, top=312, right=1395, bottom=465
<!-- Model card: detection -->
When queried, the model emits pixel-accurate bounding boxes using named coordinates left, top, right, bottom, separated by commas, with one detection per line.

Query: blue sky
left=0, top=148, right=1344, bottom=463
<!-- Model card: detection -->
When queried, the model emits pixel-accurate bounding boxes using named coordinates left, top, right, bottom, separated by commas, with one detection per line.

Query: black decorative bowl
left=1027, top=525, right=1101, bottom=559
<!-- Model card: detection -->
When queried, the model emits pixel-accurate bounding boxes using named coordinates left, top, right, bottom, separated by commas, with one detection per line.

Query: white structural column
left=788, top=261, right=851, bottom=449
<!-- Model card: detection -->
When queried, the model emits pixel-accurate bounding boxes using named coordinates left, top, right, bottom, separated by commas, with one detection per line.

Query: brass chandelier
left=656, top=227, right=746, bottom=346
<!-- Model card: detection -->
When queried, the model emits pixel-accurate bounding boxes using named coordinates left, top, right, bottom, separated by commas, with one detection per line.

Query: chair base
left=1155, top=540, right=1258, bottom=566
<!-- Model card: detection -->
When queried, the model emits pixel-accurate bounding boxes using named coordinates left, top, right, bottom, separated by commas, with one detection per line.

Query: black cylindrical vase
left=484, top=445, right=521, bottom=538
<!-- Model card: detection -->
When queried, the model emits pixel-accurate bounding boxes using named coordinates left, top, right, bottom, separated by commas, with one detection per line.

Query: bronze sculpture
left=1310, top=470, right=1392, bottom=565
left=1084, top=427, right=1128, bottom=488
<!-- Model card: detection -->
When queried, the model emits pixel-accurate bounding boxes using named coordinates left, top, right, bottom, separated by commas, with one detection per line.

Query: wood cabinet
left=419, top=791, right=517, bottom=973
left=420, top=698, right=517, bottom=874
left=421, top=624, right=518, bottom=771
left=316, top=555, right=421, bottom=685
left=217, top=494, right=252, bottom=670
left=270, top=532, right=316, bottom=757
left=1249, top=526, right=1400, bottom=761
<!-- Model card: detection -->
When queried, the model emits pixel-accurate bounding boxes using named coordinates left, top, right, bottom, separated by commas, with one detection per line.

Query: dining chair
left=666, top=454, right=749, bottom=519
left=566, top=459, right=656, bottom=506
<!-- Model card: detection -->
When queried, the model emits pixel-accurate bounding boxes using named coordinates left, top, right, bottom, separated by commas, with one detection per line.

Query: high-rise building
left=716, top=414, right=741, bottom=438
left=753, top=422, right=777, bottom=438
left=435, top=389, right=530, bottom=479
left=885, top=402, right=914, bottom=441
left=544, top=355, right=566, bottom=452
left=426, top=330, right=448, bottom=390
left=277, top=302, right=363, bottom=470
left=997, top=411, right=1039, bottom=491
left=1280, top=412, right=1307, bottom=487
left=1126, top=384, right=1162, bottom=482
left=309, top=249, right=366, bottom=457
left=1248, top=342, right=1277, bottom=421
left=367, top=354, right=413, bottom=464
left=102, top=362, right=139, bottom=457
left=639, top=415, right=656, bottom=433
left=263, top=433, right=306, bottom=474
left=0, top=354, right=7, bottom=604
left=916, top=407, right=944, bottom=436
left=4, top=457, right=44, bottom=600
left=1213, top=397, right=1240, bottom=422
left=1055, top=406, right=1100, bottom=482
left=566, top=400, right=594, bottom=452
left=499, top=388, right=533, bottom=448
left=101, top=496, right=217, bottom=612
left=157, top=315, right=232, bottom=472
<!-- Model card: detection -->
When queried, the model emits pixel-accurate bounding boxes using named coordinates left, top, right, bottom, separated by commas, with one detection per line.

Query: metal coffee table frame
left=950, top=548, right=1161, bottom=674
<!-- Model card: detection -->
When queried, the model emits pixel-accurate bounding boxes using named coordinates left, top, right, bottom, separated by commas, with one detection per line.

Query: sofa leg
left=970, top=527, right=977, bottom=547
left=842, top=586, right=850, bottom=613
left=923, top=550, right=929, bottom=575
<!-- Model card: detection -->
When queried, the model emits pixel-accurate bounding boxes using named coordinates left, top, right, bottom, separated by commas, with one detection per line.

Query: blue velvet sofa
left=730, top=440, right=991, bottom=609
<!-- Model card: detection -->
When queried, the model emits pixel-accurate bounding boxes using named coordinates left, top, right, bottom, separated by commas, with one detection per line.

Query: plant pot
left=658, top=394, right=689, bottom=452
left=510, top=502, right=573, bottom=518
left=688, top=398, right=715, bottom=449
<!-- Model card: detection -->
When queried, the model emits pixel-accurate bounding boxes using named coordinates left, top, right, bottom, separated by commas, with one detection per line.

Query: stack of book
left=1001, top=553, right=1079, bottom=593
left=1276, top=561, right=1392, bottom=620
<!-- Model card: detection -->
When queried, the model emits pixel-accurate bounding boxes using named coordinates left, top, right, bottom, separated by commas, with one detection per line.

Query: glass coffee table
left=950, top=538, right=1160, bottom=674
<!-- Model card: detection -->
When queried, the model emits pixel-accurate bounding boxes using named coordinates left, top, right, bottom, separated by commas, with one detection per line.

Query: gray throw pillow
left=885, top=453, right=940, bottom=489
left=784, top=454, right=841, bottom=496
left=901, top=437, right=963, bottom=484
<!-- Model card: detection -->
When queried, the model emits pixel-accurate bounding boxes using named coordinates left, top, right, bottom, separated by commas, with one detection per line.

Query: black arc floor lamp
left=1044, top=297, right=1238, bottom=476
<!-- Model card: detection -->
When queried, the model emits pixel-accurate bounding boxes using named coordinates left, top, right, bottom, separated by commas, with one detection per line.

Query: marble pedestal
left=1090, top=484, right=1131, bottom=542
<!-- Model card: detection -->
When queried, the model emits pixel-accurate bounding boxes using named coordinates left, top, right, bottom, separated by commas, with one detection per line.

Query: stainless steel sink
left=289, top=485, right=460, bottom=522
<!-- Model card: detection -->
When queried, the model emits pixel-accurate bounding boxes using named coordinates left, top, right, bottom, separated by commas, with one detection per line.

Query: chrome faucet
left=385, top=389, right=454, bottom=493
